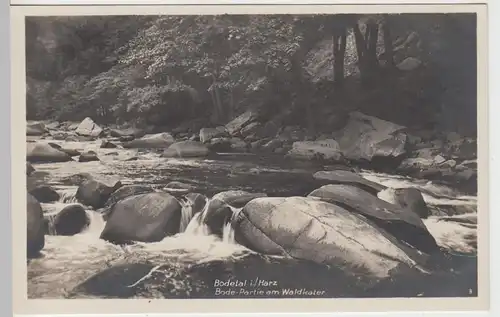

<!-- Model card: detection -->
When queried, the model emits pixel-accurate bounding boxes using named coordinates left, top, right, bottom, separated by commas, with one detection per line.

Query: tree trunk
left=354, top=21, right=380, bottom=86
left=382, top=16, right=395, bottom=69
left=288, top=36, right=324, bottom=130
left=213, top=85, right=224, bottom=122
left=208, top=83, right=218, bottom=122
left=353, top=23, right=366, bottom=68
left=366, top=21, right=379, bottom=68
left=100, top=104, right=109, bottom=123
left=333, top=29, right=347, bottom=87
left=353, top=23, right=369, bottom=82
left=209, top=74, right=225, bottom=123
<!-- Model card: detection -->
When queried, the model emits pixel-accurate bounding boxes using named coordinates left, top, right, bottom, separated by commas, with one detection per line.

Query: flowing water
left=27, top=139, right=478, bottom=299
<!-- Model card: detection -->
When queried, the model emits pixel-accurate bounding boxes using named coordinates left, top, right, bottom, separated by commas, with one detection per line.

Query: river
left=26, top=138, right=478, bottom=299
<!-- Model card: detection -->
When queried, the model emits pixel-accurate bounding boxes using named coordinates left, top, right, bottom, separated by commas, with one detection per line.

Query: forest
left=26, top=13, right=477, bottom=137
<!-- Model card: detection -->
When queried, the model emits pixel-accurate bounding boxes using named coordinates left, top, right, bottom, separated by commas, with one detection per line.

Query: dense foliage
left=26, top=13, right=477, bottom=136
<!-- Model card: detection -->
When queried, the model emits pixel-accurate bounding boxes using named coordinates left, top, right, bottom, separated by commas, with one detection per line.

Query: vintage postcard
left=11, top=2, right=489, bottom=314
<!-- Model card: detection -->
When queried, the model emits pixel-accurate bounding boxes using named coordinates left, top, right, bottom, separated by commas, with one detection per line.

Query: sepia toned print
left=13, top=3, right=488, bottom=314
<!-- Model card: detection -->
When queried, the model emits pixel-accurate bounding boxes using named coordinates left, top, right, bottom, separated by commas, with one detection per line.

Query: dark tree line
left=25, top=13, right=477, bottom=136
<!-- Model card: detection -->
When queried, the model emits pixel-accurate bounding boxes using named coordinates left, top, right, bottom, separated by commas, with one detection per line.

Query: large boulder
left=122, top=133, right=175, bottom=149
left=260, top=121, right=281, bottom=138
left=455, top=139, right=477, bottom=160
left=47, top=142, right=81, bottom=157
left=119, top=135, right=135, bottom=142
left=229, top=138, right=248, bottom=153
left=100, top=140, right=118, bottom=149
left=239, top=122, right=261, bottom=138
left=233, top=197, right=427, bottom=282
left=163, top=181, right=195, bottom=194
left=65, top=122, right=81, bottom=131
left=26, top=172, right=51, bottom=193
left=161, top=141, right=210, bottom=158
left=109, top=127, right=145, bottom=139
left=225, top=110, right=260, bottom=135
left=208, top=137, right=232, bottom=152
left=184, top=193, right=208, bottom=215
left=28, top=185, right=60, bottom=203
left=207, top=137, right=248, bottom=153
left=104, top=185, right=154, bottom=209
left=100, top=192, right=182, bottom=244
left=75, top=117, right=103, bottom=138
left=100, top=185, right=154, bottom=220
left=451, top=169, right=478, bottom=194
left=54, top=204, right=90, bottom=236
left=45, top=121, right=60, bottom=130
left=335, top=112, right=407, bottom=162
left=286, top=140, right=344, bottom=162
left=199, top=127, right=228, bottom=144
left=212, top=190, right=267, bottom=208
left=26, top=122, right=47, bottom=136
left=393, top=188, right=431, bottom=219
left=27, top=194, right=45, bottom=258
left=60, top=172, right=95, bottom=187
left=76, top=177, right=122, bottom=209
left=397, top=57, right=422, bottom=71
left=308, top=184, right=438, bottom=254
left=312, top=170, right=386, bottom=195
left=78, top=151, right=100, bottom=163
left=27, top=143, right=73, bottom=163
left=198, top=198, right=235, bottom=238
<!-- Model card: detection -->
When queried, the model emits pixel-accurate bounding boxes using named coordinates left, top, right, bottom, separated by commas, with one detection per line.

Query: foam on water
left=120, top=199, right=248, bottom=265
left=177, top=197, right=197, bottom=233
left=424, top=216, right=477, bottom=254
left=82, top=210, right=107, bottom=235
left=162, top=158, right=206, bottom=168
left=184, top=211, right=210, bottom=236
left=129, top=232, right=250, bottom=265
left=222, top=222, right=236, bottom=244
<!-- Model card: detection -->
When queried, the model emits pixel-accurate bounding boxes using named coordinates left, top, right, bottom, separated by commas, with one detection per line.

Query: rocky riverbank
left=26, top=114, right=478, bottom=299
left=27, top=110, right=478, bottom=193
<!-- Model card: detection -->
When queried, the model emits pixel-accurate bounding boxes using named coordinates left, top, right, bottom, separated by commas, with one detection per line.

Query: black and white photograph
left=16, top=3, right=487, bottom=312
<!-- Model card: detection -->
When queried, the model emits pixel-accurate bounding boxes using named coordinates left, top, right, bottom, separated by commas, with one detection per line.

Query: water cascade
left=177, top=197, right=196, bottom=233
left=58, top=187, right=79, bottom=204
left=184, top=203, right=211, bottom=236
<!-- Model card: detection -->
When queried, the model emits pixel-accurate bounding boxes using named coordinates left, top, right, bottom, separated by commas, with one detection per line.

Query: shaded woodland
left=26, top=13, right=477, bottom=136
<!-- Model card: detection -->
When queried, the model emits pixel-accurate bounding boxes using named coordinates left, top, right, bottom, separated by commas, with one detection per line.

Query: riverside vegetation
left=25, top=13, right=478, bottom=299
